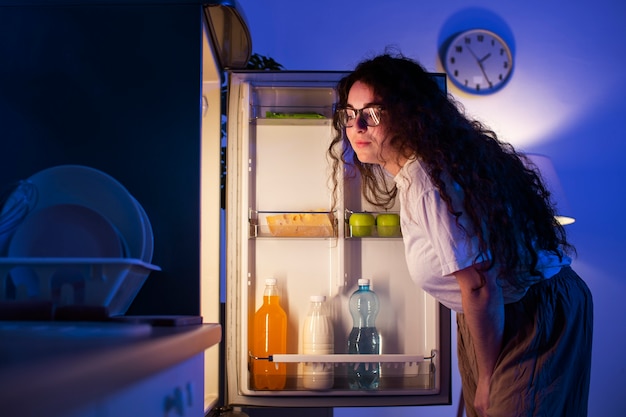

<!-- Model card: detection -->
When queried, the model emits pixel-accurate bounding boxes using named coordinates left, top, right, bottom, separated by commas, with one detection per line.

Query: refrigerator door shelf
left=246, top=352, right=438, bottom=394
left=344, top=209, right=403, bottom=239
left=249, top=210, right=338, bottom=238
left=269, top=353, right=429, bottom=365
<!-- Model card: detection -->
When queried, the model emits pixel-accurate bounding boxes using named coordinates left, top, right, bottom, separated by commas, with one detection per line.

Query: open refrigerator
left=0, top=0, right=453, bottom=413
left=200, top=12, right=453, bottom=405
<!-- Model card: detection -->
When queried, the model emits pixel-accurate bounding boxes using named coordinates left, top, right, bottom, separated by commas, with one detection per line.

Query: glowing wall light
left=525, top=153, right=575, bottom=225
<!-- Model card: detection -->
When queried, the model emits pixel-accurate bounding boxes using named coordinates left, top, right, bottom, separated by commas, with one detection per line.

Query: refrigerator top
left=204, top=0, right=252, bottom=69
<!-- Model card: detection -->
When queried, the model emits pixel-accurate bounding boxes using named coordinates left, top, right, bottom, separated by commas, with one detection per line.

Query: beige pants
left=457, top=267, right=593, bottom=417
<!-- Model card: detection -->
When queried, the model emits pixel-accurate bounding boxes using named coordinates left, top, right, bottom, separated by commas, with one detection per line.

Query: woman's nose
left=355, top=114, right=368, bottom=130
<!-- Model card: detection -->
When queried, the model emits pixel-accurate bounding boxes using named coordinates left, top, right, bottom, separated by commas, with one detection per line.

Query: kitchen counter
left=0, top=320, right=221, bottom=417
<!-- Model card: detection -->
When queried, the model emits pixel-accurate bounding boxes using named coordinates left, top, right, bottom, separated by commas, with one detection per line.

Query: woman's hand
left=474, top=376, right=491, bottom=416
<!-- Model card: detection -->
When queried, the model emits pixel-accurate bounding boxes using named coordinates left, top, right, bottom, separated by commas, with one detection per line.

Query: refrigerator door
left=200, top=17, right=222, bottom=412
left=200, top=1, right=251, bottom=413
left=221, top=71, right=451, bottom=408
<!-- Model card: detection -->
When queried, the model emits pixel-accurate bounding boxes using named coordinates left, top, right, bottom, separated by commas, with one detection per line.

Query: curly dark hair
left=327, top=52, right=574, bottom=286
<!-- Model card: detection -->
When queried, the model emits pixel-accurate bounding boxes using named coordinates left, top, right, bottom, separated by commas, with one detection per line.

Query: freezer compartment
left=249, top=86, right=336, bottom=120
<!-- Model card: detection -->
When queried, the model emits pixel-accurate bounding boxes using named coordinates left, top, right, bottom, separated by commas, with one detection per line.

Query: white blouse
left=394, top=158, right=571, bottom=313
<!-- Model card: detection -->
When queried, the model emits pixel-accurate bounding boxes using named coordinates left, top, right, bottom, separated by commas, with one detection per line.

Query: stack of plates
left=0, top=180, right=37, bottom=256
left=13, top=165, right=154, bottom=262
left=0, top=165, right=159, bottom=315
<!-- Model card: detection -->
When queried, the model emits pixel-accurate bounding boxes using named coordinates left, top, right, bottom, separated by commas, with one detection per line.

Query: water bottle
left=251, top=278, right=287, bottom=390
left=301, top=295, right=334, bottom=390
left=347, top=278, right=380, bottom=390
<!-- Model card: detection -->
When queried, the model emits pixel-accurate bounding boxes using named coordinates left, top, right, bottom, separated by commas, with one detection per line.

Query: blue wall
left=238, top=0, right=626, bottom=415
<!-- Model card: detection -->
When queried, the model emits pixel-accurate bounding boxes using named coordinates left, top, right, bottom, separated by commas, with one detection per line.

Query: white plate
left=8, top=204, right=123, bottom=258
left=24, top=165, right=144, bottom=259
left=0, top=181, right=37, bottom=255
left=132, top=197, right=154, bottom=263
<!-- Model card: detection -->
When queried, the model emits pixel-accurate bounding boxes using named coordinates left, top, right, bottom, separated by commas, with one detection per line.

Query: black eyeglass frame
left=335, top=105, right=385, bottom=128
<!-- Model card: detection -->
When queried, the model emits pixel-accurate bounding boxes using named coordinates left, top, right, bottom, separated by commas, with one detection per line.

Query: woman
left=328, top=52, right=593, bottom=417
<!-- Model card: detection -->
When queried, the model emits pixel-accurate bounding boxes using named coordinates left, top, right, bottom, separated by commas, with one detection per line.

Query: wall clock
left=443, top=29, right=513, bottom=94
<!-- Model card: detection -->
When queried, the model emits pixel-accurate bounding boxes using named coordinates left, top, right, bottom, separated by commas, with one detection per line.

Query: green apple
left=376, top=213, right=401, bottom=237
left=349, top=212, right=375, bottom=237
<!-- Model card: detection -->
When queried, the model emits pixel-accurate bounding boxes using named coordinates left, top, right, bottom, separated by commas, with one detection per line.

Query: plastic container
left=301, top=295, right=334, bottom=390
left=251, top=278, right=287, bottom=390
left=347, top=278, right=380, bottom=390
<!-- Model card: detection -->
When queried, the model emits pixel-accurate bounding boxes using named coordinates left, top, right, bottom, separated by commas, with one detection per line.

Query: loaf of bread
left=266, top=212, right=335, bottom=237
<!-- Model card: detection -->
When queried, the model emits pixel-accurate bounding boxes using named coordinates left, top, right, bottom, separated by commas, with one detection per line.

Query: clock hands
left=467, top=46, right=493, bottom=88
left=478, top=52, right=491, bottom=63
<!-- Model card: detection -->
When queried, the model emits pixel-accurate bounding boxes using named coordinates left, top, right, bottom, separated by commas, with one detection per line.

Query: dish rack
left=0, top=257, right=160, bottom=316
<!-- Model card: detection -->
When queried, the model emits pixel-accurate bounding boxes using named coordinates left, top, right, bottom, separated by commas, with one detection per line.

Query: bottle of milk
left=301, top=295, right=334, bottom=390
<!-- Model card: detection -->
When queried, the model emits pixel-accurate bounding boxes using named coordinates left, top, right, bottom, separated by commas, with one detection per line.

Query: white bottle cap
left=310, top=295, right=326, bottom=302
left=358, top=278, right=370, bottom=286
left=265, top=278, right=277, bottom=285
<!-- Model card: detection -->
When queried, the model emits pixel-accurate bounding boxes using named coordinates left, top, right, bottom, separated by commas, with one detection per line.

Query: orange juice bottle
left=251, top=278, right=287, bottom=389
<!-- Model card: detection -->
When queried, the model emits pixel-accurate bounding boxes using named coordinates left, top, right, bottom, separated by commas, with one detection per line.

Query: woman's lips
left=353, top=140, right=371, bottom=147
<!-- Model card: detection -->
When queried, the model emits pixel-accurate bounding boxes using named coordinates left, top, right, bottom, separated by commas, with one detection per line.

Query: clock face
left=444, top=29, right=513, bottom=94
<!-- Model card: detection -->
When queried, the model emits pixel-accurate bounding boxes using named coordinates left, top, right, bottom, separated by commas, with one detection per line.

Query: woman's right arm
left=454, top=265, right=504, bottom=417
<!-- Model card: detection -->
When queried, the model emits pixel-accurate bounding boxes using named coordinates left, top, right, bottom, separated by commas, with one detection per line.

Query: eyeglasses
left=336, top=106, right=384, bottom=128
